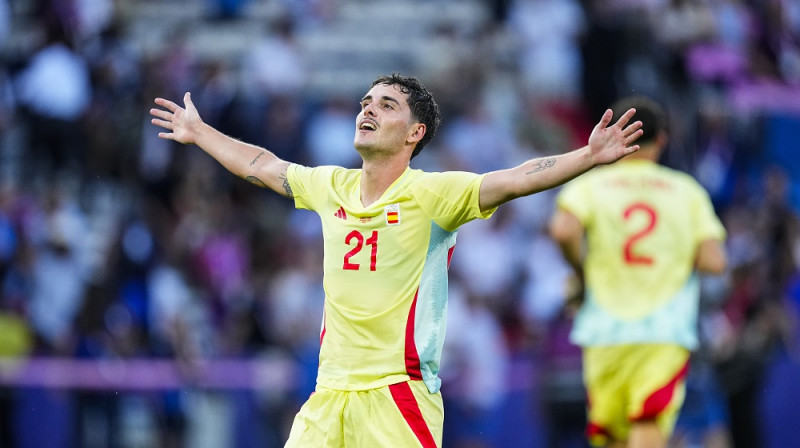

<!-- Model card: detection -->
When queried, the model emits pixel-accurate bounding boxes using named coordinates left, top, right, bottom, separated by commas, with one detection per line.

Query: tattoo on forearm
left=525, top=157, right=556, bottom=175
left=246, top=176, right=267, bottom=188
left=250, top=152, right=264, bottom=166
left=279, top=172, right=294, bottom=198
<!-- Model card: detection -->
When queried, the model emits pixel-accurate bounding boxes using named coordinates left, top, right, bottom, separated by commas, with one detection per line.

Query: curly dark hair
left=610, top=95, right=667, bottom=146
left=372, top=73, right=441, bottom=159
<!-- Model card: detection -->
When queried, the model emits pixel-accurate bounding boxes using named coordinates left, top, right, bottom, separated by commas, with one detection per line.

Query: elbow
left=712, top=253, right=728, bottom=275
left=700, top=257, right=727, bottom=275
left=713, top=251, right=728, bottom=274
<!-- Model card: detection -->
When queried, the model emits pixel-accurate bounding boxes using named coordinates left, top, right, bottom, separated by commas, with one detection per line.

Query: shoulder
left=560, top=165, right=608, bottom=194
left=291, top=164, right=358, bottom=180
left=409, top=169, right=485, bottom=195
left=414, top=169, right=483, bottom=183
left=655, top=165, right=708, bottom=192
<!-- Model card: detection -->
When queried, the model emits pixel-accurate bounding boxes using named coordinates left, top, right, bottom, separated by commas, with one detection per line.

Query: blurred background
left=0, top=0, right=799, bottom=447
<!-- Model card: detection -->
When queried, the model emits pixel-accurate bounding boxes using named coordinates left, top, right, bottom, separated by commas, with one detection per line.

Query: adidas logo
left=334, top=206, right=347, bottom=220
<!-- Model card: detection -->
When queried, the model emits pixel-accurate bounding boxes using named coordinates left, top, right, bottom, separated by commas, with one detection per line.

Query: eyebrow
left=360, top=94, right=401, bottom=106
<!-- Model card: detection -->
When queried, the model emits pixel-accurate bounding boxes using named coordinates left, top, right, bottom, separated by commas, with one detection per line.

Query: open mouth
left=358, top=121, right=377, bottom=131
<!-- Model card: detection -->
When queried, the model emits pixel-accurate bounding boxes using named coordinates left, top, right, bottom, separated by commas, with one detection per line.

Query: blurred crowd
left=0, top=0, right=799, bottom=447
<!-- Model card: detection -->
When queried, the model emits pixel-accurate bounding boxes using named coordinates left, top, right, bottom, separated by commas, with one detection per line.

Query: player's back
left=556, top=160, right=725, bottom=347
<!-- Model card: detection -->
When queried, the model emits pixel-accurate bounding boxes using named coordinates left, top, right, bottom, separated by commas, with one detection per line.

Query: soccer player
left=548, top=96, right=727, bottom=448
left=150, top=73, right=642, bottom=448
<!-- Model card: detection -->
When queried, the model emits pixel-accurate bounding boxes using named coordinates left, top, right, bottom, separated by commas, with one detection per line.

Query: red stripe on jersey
left=319, top=311, right=326, bottom=346
left=389, top=382, right=438, bottom=448
left=404, top=290, right=422, bottom=380
left=446, top=245, right=455, bottom=268
left=634, top=360, right=690, bottom=420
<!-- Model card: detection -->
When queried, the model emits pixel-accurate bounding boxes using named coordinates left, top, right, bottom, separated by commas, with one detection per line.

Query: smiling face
left=354, top=83, right=425, bottom=160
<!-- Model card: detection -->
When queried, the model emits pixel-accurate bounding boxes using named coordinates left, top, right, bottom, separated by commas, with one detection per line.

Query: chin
left=353, top=139, right=376, bottom=152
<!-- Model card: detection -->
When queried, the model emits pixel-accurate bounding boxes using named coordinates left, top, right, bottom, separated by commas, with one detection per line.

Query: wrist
left=190, top=120, right=212, bottom=145
left=575, top=145, right=596, bottom=169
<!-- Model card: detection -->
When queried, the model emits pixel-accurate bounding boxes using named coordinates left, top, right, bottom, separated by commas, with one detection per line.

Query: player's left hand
left=587, top=108, right=643, bottom=165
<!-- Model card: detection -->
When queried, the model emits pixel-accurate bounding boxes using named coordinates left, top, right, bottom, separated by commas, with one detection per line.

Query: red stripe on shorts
left=404, top=290, right=422, bottom=380
left=585, top=391, right=613, bottom=443
left=586, top=421, right=613, bottom=439
left=389, top=382, right=437, bottom=448
left=635, top=360, right=690, bottom=420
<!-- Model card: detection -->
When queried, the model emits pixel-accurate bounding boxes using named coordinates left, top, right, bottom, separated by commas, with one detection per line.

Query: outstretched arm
left=150, top=92, right=294, bottom=197
left=479, top=108, right=642, bottom=211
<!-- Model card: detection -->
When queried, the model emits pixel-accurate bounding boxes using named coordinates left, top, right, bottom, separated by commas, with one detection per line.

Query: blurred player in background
left=150, top=73, right=642, bottom=448
left=549, top=96, right=727, bottom=448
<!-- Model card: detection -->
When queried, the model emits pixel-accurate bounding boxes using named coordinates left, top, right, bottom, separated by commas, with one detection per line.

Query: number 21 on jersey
left=342, top=230, right=378, bottom=271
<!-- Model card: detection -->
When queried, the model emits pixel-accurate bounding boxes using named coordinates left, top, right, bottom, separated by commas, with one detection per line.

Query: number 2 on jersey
left=343, top=230, right=378, bottom=271
left=622, top=203, right=657, bottom=265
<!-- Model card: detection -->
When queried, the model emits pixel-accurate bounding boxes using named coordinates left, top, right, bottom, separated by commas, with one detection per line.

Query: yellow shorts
left=284, top=380, right=443, bottom=448
left=583, top=344, right=690, bottom=446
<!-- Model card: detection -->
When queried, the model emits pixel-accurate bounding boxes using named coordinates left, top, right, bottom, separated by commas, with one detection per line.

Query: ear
left=407, top=122, right=426, bottom=145
left=656, top=130, right=668, bottom=148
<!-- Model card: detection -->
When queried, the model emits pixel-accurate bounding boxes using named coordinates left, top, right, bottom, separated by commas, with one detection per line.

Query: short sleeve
left=555, top=176, right=593, bottom=226
left=287, top=164, right=338, bottom=212
left=417, top=171, right=496, bottom=231
left=690, top=182, right=726, bottom=243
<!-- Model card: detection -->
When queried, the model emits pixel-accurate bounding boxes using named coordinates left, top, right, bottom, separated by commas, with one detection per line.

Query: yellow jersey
left=287, top=164, right=495, bottom=393
left=555, top=160, right=726, bottom=349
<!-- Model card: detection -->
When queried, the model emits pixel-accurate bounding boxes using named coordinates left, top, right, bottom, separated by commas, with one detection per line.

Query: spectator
left=14, top=16, right=92, bottom=177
